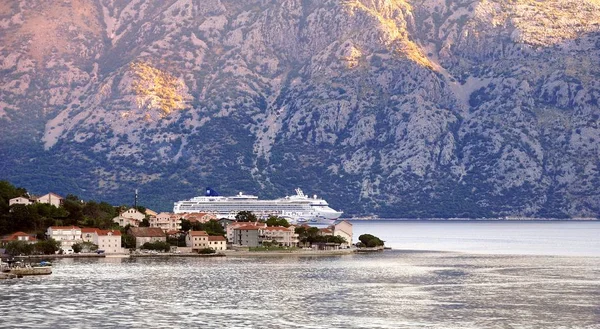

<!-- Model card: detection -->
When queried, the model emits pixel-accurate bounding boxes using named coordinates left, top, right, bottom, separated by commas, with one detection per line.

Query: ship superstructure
left=173, top=188, right=343, bottom=225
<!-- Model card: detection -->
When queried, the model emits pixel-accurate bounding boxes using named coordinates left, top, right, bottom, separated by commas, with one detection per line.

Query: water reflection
left=2, top=251, right=598, bottom=328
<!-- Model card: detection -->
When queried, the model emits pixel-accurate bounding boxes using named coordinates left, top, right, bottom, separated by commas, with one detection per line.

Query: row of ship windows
left=180, top=205, right=310, bottom=209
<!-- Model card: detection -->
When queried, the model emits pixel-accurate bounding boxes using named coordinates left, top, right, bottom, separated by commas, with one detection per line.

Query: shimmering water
left=2, top=221, right=600, bottom=328
left=351, top=220, right=600, bottom=257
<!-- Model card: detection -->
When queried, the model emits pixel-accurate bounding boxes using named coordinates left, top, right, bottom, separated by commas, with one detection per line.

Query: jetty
left=1, top=259, right=52, bottom=277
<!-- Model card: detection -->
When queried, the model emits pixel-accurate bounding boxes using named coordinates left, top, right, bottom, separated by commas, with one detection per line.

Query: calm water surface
left=2, top=221, right=599, bottom=328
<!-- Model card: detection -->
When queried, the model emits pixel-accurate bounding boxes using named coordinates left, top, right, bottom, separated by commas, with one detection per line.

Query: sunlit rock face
left=1, top=0, right=599, bottom=217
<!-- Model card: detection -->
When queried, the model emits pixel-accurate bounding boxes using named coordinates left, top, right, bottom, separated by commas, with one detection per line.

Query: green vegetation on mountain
left=0, top=181, right=127, bottom=237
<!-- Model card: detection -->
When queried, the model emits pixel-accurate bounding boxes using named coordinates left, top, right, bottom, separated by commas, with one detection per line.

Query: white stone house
left=186, top=231, right=209, bottom=250
left=113, top=215, right=140, bottom=227
left=81, top=228, right=98, bottom=243
left=150, top=212, right=182, bottom=232
left=9, top=197, right=33, bottom=207
left=47, top=226, right=82, bottom=251
left=207, top=236, right=227, bottom=251
left=226, top=222, right=266, bottom=243
left=113, top=208, right=146, bottom=227
left=260, top=226, right=299, bottom=247
left=1, top=232, right=37, bottom=245
left=35, top=193, right=64, bottom=208
left=333, top=221, right=353, bottom=248
left=121, top=208, right=146, bottom=221
left=96, top=229, right=123, bottom=254
left=81, top=228, right=124, bottom=254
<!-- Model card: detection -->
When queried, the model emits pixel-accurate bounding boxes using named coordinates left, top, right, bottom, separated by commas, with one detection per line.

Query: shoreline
left=222, top=248, right=358, bottom=257
left=2, top=249, right=364, bottom=260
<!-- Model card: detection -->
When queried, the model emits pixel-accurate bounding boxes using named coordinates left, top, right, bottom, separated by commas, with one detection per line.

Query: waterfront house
left=207, top=235, right=227, bottom=251
left=333, top=221, right=353, bottom=248
left=80, top=228, right=124, bottom=254
left=232, top=225, right=262, bottom=247
left=260, top=226, right=299, bottom=247
left=128, top=227, right=166, bottom=248
left=47, top=226, right=82, bottom=252
left=226, top=222, right=266, bottom=243
left=1, top=232, right=37, bottom=245
left=81, top=228, right=98, bottom=243
left=8, top=196, right=33, bottom=207
left=186, top=231, right=209, bottom=250
left=96, top=230, right=123, bottom=254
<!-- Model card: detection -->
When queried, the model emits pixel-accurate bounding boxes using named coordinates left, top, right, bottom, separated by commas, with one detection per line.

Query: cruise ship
left=173, top=188, right=343, bottom=225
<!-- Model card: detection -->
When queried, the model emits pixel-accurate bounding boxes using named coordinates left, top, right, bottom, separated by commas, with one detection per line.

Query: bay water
left=1, top=221, right=599, bottom=328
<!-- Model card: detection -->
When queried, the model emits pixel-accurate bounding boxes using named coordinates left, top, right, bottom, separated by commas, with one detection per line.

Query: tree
left=71, top=243, right=82, bottom=253
left=235, top=211, right=257, bottom=222
left=141, top=241, right=170, bottom=252
left=295, top=226, right=323, bottom=245
left=167, top=235, right=186, bottom=247
left=122, top=234, right=136, bottom=249
left=5, top=240, right=34, bottom=256
left=10, top=204, right=38, bottom=232
left=180, top=219, right=192, bottom=232
left=73, top=241, right=98, bottom=253
left=62, top=198, right=84, bottom=226
left=0, top=180, right=25, bottom=215
left=203, top=220, right=226, bottom=236
left=34, top=239, right=61, bottom=255
left=198, top=248, right=216, bottom=254
left=358, top=234, right=385, bottom=247
left=188, top=220, right=226, bottom=236
left=265, top=216, right=290, bottom=227
left=140, top=217, right=150, bottom=227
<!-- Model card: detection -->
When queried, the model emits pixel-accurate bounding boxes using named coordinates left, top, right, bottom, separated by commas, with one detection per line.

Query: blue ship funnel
left=205, top=187, right=220, bottom=196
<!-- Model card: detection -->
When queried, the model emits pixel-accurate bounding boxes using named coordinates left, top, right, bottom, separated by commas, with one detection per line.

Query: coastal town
left=0, top=188, right=372, bottom=262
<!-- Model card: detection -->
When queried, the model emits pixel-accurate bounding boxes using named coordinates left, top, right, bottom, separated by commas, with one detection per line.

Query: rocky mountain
left=1, top=0, right=599, bottom=217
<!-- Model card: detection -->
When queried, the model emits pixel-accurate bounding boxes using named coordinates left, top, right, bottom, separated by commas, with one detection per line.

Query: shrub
left=198, top=248, right=216, bottom=254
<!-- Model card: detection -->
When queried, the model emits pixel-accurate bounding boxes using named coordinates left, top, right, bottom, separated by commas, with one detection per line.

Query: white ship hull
left=173, top=188, right=342, bottom=225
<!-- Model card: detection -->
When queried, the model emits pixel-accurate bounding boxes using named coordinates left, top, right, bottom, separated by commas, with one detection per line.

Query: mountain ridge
left=1, top=0, right=599, bottom=217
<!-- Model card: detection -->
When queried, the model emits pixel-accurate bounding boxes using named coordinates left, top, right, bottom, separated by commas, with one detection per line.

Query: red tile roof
left=2, top=232, right=37, bottom=242
left=189, top=231, right=208, bottom=236
left=97, top=230, right=121, bottom=236
left=128, top=227, right=165, bottom=237
left=208, top=236, right=226, bottom=241
left=235, top=225, right=261, bottom=230
left=81, top=228, right=99, bottom=233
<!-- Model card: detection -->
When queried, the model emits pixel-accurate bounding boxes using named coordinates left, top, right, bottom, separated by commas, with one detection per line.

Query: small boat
left=4, top=259, right=52, bottom=276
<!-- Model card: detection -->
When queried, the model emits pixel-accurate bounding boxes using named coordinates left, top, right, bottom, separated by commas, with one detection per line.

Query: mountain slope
left=1, top=0, right=599, bottom=217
